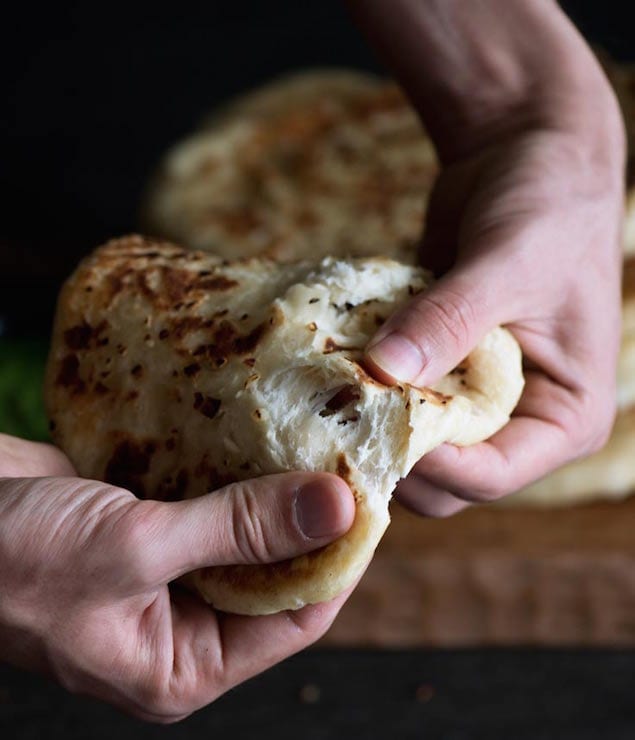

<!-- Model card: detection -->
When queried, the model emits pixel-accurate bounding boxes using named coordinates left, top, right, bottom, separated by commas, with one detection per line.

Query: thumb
left=131, top=472, right=355, bottom=586
left=366, top=268, right=502, bottom=386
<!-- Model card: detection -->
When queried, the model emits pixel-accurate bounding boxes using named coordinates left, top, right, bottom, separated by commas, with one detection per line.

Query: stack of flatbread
left=141, top=62, right=635, bottom=509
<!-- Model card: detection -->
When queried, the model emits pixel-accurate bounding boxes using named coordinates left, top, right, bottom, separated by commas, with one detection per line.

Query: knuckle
left=411, top=287, right=476, bottom=354
left=466, top=478, right=509, bottom=504
left=230, top=485, right=277, bottom=563
left=565, top=391, right=616, bottom=459
left=284, top=602, right=341, bottom=644
left=114, top=501, right=164, bottom=586
left=447, top=459, right=512, bottom=504
left=133, top=671, right=221, bottom=721
left=580, top=410, right=615, bottom=457
left=134, top=676, right=182, bottom=719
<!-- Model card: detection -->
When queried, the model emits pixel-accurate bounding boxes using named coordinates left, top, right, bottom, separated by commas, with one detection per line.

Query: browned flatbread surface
left=142, top=71, right=437, bottom=263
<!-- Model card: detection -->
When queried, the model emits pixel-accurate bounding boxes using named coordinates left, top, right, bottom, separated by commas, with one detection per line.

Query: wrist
left=347, top=0, right=625, bottom=167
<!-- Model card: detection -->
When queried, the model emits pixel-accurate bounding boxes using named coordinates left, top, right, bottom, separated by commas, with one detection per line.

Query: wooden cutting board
left=321, top=497, right=635, bottom=647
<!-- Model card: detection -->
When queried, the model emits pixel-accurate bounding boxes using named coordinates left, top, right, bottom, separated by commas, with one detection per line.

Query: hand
left=350, top=0, right=626, bottom=515
left=0, top=434, right=355, bottom=721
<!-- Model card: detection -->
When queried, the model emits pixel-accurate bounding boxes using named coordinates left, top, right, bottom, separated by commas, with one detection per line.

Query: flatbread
left=44, top=235, right=524, bottom=614
left=618, top=257, right=635, bottom=408
left=141, top=70, right=437, bottom=263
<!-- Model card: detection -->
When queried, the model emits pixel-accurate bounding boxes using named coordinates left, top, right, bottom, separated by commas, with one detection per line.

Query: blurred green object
left=0, top=338, right=50, bottom=442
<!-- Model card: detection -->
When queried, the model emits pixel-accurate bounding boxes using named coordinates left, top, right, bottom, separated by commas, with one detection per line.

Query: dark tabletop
left=2, top=2, right=635, bottom=738
left=2, top=649, right=635, bottom=740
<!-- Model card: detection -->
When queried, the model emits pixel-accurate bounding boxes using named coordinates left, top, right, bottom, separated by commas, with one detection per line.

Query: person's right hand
left=0, top=433, right=355, bottom=722
left=349, top=0, right=625, bottom=515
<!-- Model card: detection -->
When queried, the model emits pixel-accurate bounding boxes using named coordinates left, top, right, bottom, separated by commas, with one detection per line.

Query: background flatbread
left=141, top=70, right=436, bottom=263
left=44, top=236, right=523, bottom=614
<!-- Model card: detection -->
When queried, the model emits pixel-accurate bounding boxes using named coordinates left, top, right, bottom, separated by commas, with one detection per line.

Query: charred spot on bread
left=193, top=393, right=221, bottom=419
left=319, top=385, right=361, bottom=417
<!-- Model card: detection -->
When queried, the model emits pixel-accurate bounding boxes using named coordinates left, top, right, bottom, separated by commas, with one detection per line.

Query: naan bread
left=141, top=70, right=436, bottom=263
left=44, top=236, right=523, bottom=614
left=618, top=257, right=635, bottom=407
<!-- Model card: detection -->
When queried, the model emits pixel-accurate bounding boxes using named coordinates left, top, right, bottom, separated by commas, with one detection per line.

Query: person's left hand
left=0, top=434, right=355, bottom=721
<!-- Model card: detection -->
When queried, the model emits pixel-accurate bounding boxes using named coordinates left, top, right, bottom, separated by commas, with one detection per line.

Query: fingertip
left=294, top=474, right=355, bottom=541
left=395, top=476, right=471, bottom=518
left=365, top=332, right=425, bottom=384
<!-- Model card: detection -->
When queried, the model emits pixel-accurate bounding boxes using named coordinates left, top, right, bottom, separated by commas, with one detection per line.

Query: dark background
left=1, top=2, right=635, bottom=738
left=0, top=0, right=634, bottom=333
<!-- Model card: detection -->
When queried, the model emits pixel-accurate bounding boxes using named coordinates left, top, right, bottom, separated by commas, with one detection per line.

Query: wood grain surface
left=321, top=497, right=635, bottom=647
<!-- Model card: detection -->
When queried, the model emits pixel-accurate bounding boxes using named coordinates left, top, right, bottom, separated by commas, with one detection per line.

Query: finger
left=408, top=370, right=604, bottom=502
left=126, top=472, right=355, bottom=587
left=166, top=576, right=361, bottom=714
left=365, top=259, right=512, bottom=387
left=0, top=434, right=76, bottom=477
left=394, top=476, right=471, bottom=518
left=410, top=416, right=566, bottom=503
left=409, top=394, right=569, bottom=503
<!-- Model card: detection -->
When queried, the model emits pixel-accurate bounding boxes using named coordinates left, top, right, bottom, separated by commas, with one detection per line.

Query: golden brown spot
left=183, top=363, right=201, bottom=377
left=157, top=469, right=189, bottom=502
left=324, top=337, right=356, bottom=353
left=171, top=315, right=215, bottom=340
left=296, top=209, right=318, bottom=228
left=104, top=439, right=157, bottom=498
left=336, top=453, right=352, bottom=483
left=136, top=272, right=157, bottom=301
left=198, top=276, right=239, bottom=291
left=216, top=207, right=263, bottom=236
left=193, top=321, right=267, bottom=365
left=194, top=456, right=238, bottom=491
left=320, top=385, right=361, bottom=417
left=64, top=320, right=109, bottom=351
left=161, top=267, right=196, bottom=304
left=244, top=373, right=260, bottom=389
left=193, top=393, right=221, bottom=419
left=420, top=388, right=452, bottom=405
left=56, top=355, right=85, bottom=394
